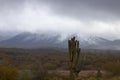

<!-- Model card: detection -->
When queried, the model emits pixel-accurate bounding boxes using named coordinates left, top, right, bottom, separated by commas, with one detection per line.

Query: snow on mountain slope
left=0, top=32, right=61, bottom=48
left=0, top=35, right=11, bottom=41
left=76, top=35, right=110, bottom=46
left=0, top=32, right=120, bottom=50
left=0, top=32, right=19, bottom=41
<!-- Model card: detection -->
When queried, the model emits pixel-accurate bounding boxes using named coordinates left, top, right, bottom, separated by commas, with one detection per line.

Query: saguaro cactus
left=68, top=36, right=81, bottom=80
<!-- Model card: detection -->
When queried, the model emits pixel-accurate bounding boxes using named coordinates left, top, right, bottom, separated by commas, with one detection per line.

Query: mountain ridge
left=0, top=32, right=120, bottom=50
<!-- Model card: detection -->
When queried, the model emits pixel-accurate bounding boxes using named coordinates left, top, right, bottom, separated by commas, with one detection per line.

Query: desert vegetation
left=0, top=46, right=120, bottom=80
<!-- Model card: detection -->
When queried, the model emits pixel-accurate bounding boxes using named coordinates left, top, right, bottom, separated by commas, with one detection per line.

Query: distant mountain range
left=0, top=35, right=11, bottom=41
left=0, top=32, right=120, bottom=50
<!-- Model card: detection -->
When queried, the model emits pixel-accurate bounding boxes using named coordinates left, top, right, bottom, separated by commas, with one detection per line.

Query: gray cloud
left=39, top=0, right=120, bottom=21
left=1, top=0, right=120, bottom=21
left=0, top=0, right=120, bottom=40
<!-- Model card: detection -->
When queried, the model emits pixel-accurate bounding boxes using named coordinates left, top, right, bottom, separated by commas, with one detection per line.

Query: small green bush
left=0, top=66, right=18, bottom=80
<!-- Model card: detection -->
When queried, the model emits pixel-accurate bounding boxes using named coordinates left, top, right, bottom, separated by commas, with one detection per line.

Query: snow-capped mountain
left=0, top=35, right=11, bottom=41
left=0, top=32, right=18, bottom=41
left=0, top=32, right=120, bottom=50
left=76, top=35, right=110, bottom=46
left=0, top=32, right=62, bottom=48
left=0, top=35, right=5, bottom=41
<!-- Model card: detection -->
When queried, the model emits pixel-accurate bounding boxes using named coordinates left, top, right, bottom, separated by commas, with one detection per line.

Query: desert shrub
left=43, top=63, right=57, bottom=70
left=18, top=70, right=33, bottom=80
left=31, top=63, right=48, bottom=80
left=96, top=68, right=102, bottom=78
left=44, top=76, right=67, bottom=80
left=44, top=73, right=68, bottom=80
left=103, top=62, right=120, bottom=76
left=0, top=66, right=18, bottom=80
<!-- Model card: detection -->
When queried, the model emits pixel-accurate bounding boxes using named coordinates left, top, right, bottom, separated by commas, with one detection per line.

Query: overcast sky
left=0, top=0, right=120, bottom=39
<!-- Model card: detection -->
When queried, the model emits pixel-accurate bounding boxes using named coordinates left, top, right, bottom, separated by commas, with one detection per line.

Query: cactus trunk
left=68, top=37, right=81, bottom=80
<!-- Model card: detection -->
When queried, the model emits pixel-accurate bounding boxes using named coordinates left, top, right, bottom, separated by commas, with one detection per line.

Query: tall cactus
left=68, top=36, right=82, bottom=80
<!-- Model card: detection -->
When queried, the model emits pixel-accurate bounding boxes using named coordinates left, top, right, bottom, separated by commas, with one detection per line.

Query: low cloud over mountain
left=0, top=32, right=120, bottom=50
